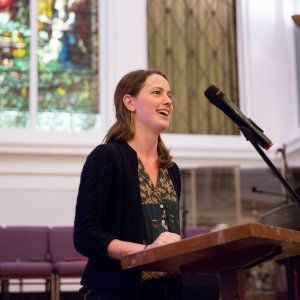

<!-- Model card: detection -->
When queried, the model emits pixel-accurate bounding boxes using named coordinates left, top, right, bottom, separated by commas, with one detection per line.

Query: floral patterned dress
left=137, top=158, right=180, bottom=244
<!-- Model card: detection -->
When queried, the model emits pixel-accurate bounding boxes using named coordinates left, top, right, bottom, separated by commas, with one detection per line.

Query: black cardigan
left=73, top=140, right=181, bottom=292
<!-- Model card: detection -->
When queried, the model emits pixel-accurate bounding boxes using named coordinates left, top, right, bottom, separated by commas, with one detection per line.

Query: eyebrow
left=152, top=86, right=172, bottom=95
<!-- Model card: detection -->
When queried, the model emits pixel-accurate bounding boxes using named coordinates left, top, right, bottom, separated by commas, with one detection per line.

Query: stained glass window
left=0, top=0, right=99, bottom=131
left=37, top=0, right=99, bottom=131
left=0, top=0, right=30, bottom=128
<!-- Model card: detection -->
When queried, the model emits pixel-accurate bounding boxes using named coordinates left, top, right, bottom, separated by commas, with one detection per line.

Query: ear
left=123, top=94, right=136, bottom=112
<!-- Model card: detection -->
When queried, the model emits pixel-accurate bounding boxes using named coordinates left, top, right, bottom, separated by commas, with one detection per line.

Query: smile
left=156, top=109, right=170, bottom=117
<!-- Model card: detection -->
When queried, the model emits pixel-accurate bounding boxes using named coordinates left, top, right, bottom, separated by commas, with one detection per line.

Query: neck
left=128, top=129, right=159, bottom=160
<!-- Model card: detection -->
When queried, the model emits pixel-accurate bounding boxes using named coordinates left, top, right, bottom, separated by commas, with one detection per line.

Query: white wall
left=100, top=0, right=148, bottom=132
left=0, top=0, right=299, bottom=226
left=238, top=0, right=299, bottom=146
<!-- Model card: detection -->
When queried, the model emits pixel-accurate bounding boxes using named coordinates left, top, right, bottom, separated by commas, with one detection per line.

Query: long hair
left=104, top=69, right=173, bottom=167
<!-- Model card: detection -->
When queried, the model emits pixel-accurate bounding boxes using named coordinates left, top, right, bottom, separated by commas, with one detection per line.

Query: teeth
left=157, top=109, right=169, bottom=116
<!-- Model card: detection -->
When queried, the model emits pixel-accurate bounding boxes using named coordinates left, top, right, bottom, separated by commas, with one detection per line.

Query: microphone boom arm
left=240, top=126, right=300, bottom=205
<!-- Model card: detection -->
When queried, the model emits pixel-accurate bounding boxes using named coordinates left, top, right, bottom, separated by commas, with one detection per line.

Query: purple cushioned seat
left=0, top=226, right=54, bottom=299
left=0, top=261, right=53, bottom=277
left=54, top=261, right=86, bottom=277
left=49, top=227, right=87, bottom=300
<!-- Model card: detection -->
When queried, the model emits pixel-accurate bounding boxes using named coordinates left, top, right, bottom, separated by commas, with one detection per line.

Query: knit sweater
left=73, top=139, right=181, bottom=292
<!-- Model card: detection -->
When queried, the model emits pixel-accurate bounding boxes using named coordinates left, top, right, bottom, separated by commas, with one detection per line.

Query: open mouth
left=156, top=109, right=169, bottom=117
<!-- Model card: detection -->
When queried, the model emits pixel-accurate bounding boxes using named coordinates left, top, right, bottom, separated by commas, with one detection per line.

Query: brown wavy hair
left=104, top=69, right=173, bottom=167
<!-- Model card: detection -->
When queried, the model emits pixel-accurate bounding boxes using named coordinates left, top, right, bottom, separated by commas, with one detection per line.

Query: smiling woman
left=74, top=69, right=183, bottom=299
left=122, top=73, right=173, bottom=136
left=104, top=70, right=174, bottom=168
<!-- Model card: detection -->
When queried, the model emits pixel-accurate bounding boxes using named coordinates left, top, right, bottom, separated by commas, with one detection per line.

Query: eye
left=153, top=90, right=161, bottom=95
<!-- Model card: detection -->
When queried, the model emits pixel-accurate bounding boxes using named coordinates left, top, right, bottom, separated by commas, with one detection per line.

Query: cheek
left=135, top=105, right=153, bottom=121
left=137, top=102, right=155, bottom=114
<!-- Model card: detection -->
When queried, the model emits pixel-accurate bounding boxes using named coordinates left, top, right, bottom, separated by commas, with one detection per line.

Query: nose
left=164, top=93, right=172, bottom=106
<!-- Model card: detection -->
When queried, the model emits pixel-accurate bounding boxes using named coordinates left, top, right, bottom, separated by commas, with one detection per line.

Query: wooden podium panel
left=122, top=223, right=300, bottom=272
left=122, top=223, right=300, bottom=300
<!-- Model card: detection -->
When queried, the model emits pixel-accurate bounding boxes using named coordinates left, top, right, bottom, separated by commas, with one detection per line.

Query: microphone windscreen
left=204, top=85, right=221, bottom=102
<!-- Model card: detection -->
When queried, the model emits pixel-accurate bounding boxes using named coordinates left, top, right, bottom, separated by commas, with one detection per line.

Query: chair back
left=0, top=226, right=49, bottom=262
left=48, top=227, right=84, bottom=263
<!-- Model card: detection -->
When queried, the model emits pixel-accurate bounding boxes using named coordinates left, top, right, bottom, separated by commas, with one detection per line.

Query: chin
left=149, top=118, right=171, bottom=134
left=157, top=122, right=170, bottom=133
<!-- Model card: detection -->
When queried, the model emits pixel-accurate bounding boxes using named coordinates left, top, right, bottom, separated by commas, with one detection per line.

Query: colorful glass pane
left=0, top=0, right=30, bottom=128
left=37, top=0, right=99, bottom=131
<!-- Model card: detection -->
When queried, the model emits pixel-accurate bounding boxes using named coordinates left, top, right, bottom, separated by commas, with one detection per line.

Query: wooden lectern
left=122, top=223, right=300, bottom=300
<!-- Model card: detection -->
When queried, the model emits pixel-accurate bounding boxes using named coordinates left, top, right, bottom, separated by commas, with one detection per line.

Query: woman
left=74, top=70, right=182, bottom=299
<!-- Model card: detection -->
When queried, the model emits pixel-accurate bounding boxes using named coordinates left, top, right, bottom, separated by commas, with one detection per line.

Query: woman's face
left=131, top=74, right=173, bottom=134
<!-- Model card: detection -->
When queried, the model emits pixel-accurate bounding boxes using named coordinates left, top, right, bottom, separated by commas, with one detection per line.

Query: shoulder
left=168, top=161, right=181, bottom=185
left=84, top=141, right=130, bottom=168
left=87, top=143, right=116, bottom=160
left=169, top=161, right=180, bottom=177
left=171, top=161, right=180, bottom=172
left=82, top=143, right=118, bottom=171
left=91, top=140, right=133, bottom=154
left=84, top=144, right=109, bottom=166
left=168, top=161, right=181, bottom=200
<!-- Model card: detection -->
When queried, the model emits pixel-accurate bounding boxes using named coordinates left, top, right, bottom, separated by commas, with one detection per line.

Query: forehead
left=143, top=74, right=170, bottom=90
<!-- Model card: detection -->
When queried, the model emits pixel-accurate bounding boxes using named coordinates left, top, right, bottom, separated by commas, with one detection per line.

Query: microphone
left=204, top=85, right=273, bottom=150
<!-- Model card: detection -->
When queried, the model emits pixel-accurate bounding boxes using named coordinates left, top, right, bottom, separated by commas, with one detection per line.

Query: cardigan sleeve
left=73, top=144, right=117, bottom=260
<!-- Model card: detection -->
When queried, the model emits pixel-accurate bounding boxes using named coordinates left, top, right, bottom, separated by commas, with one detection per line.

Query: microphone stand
left=251, top=187, right=291, bottom=207
left=240, top=127, right=300, bottom=205
left=240, top=126, right=300, bottom=300
left=252, top=186, right=290, bottom=198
